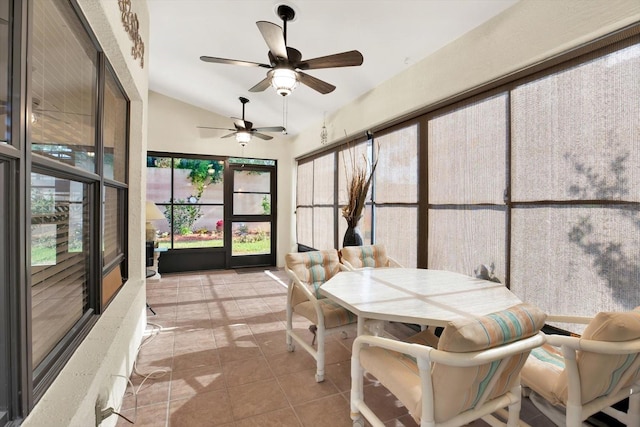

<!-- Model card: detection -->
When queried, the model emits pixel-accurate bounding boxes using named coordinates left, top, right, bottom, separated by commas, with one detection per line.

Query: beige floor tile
left=277, top=368, right=340, bottom=405
left=169, top=389, right=233, bottom=427
left=222, top=355, right=275, bottom=387
left=170, top=364, right=226, bottom=401
left=227, top=378, right=289, bottom=420
left=293, top=393, right=352, bottom=427
left=120, top=372, right=171, bottom=410
left=234, top=407, right=302, bottom=427
left=171, top=348, right=220, bottom=372
left=265, top=347, right=317, bottom=377
left=116, top=401, right=168, bottom=427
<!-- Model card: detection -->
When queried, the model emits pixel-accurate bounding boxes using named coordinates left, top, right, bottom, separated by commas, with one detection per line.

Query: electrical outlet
left=95, top=395, right=108, bottom=427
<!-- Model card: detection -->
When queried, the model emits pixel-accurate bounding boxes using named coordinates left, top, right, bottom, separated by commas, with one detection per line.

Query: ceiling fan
left=197, top=96, right=285, bottom=146
left=200, top=4, right=364, bottom=96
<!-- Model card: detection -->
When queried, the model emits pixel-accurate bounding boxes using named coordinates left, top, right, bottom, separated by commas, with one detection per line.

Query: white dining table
left=319, top=268, right=523, bottom=335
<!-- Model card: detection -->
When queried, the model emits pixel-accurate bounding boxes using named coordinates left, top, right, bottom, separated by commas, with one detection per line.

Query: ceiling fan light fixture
left=271, top=68, right=298, bottom=96
left=235, top=131, right=252, bottom=146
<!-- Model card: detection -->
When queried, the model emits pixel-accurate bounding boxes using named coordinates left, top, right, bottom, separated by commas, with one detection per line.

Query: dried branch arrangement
left=341, top=140, right=379, bottom=228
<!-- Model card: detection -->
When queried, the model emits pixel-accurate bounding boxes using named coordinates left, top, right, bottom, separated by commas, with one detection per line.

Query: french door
left=226, top=162, right=277, bottom=268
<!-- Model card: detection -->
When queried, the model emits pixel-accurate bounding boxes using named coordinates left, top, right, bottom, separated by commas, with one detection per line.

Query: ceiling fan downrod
left=276, top=4, right=295, bottom=45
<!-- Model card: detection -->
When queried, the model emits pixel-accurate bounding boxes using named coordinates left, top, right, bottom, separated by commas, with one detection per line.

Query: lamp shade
left=235, top=131, right=251, bottom=146
left=271, top=68, right=298, bottom=96
left=145, top=201, right=165, bottom=221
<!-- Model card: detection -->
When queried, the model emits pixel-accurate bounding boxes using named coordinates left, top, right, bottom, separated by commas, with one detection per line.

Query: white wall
left=147, top=91, right=296, bottom=266
left=22, top=0, right=150, bottom=426
left=292, top=0, right=640, bottom=157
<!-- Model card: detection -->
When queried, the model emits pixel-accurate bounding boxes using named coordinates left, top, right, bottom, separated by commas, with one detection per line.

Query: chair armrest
left=353, top=334, right=434, bottom=361
left=338, top=263, right=352, bottom=272
left=285, top=266, right=320, bottom=303
left=387, top=257, right=404, bottom=268
left=340, top=259, right=356, bottom=271
left=354, top=332, right=546, bottom=367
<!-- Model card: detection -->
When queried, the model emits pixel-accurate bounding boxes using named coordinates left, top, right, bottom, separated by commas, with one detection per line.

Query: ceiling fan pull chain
left=282, top=97, right=288, bottom=132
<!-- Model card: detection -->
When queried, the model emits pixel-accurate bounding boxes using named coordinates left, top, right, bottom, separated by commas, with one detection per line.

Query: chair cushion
left=554, top=306, right=640, bottom=404
left=340, top=244, right=389, bottom=269
left=285, top=250, right=341, bottom=305
left=437, top=303, right=547, bottom=352
left=293, top=298, right=356, bottom=328
left=520, top=343, right=565, bottom=405
left=432, top=303, right=546, bottom=422
left=360, top=346, right=422, bottom=423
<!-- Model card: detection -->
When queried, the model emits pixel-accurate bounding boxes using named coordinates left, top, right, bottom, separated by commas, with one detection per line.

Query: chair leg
left=286, top=304, right=295, bottom=352
left=350, top=353, right=364, bottom=426
left=628, top=390, right=640, bottom=426
left=506, top=386, right=522, bottom=427
left=315, top=325, right=325, bottom=382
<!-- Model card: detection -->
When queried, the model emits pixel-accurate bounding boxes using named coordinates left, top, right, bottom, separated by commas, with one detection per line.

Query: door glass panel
left=233, top=170, right=270, bottom=216
left=233, top=170, right=270, bottom=192
left=231, top=221, right=271, bottom=255
left=233, top=193, right=271, bottom=215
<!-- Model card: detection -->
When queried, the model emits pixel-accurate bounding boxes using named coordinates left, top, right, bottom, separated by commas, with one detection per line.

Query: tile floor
left=115, top=269, right=557, bottom=427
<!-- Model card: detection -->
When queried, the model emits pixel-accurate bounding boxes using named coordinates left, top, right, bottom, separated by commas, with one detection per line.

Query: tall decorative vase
left=343, top=225, right=363, bottom=247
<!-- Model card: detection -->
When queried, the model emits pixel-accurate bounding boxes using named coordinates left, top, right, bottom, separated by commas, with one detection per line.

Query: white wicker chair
left=521, top=309, right=640, bottom=427
left=350, top=303, right=547, bottom=427
left=285, top=249, right=354, bottom=382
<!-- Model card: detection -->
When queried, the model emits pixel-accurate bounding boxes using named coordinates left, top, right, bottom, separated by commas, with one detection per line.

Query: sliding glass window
left=30, top=172, right=90, bottom=369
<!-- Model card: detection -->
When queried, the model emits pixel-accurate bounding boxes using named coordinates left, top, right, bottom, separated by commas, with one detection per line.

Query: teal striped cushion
left=438, top=303, right=547, bottom=352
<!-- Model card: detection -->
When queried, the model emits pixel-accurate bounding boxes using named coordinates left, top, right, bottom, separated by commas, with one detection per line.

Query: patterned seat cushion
left=520, top=343, right=565, bottom=404
left=285, top=250, right=341, bottom=306
left=340, top=244, right=389, bottom=269
left=294, top=298, right=357, bottom=328
left=554, top=306, right=640, bottom=404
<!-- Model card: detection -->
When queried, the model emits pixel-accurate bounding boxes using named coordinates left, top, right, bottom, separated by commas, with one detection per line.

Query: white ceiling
left=148, top=0, right=519, bottom=137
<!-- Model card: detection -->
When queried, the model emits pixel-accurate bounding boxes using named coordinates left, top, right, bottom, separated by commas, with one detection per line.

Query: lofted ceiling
left=148, top=0, right=519, bottom=138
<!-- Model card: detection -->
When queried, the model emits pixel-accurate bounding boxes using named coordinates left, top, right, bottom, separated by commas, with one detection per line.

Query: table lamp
left=145, top=201, right=165, bottom=242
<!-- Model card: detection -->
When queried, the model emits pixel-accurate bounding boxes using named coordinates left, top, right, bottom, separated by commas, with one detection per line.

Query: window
left=146, top=155, right=225, bottom=249
left=294, top=35, right=640, bottom=334
left=295, top=124, right=420, bottom=267
left=0, top=0, right=9, bottom=146
left=427, top=94, right=508, bottom=279
left=0, top=0, right=130, bottom=421
left=30, top=0, right=97, bottom=172
left=509, top=43, right=640, bottom=332
left=30, top=172, right=90, bottom=369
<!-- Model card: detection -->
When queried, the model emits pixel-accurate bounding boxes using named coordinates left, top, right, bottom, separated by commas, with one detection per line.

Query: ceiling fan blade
left=256, top=21, right=287, bottom=61
left=297, top=72, right=336, bottom=94
left=197, top=126, right=235, bottom=131
left=251, top=132, right=273, bottom=141
left=296, top=50, right=364, bottom=70
left=249, top=76, right=272, bottom=93
left=253, top=126, right=285, bottom=133
left=221, top=132, right=237, bottom=139
left=200, top=56, right=271, bottom=68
